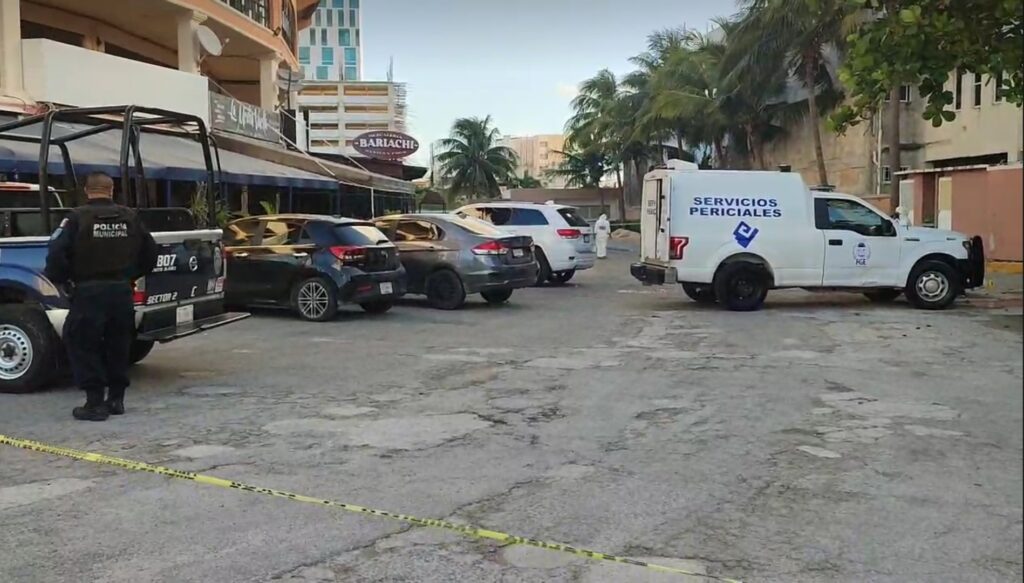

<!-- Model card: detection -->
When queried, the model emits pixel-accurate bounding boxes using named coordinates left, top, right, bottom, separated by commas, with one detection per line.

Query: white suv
left=455, top=202, right=596, bottom=285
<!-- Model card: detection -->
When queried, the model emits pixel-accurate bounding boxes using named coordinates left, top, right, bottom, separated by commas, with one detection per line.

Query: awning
left=0, top=120, right=339, bottom=189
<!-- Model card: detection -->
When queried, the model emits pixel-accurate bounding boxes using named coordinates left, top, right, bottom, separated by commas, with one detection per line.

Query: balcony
left=218, top=0, right=271, bottom=28
left=21, top=39, right=209, bottom=122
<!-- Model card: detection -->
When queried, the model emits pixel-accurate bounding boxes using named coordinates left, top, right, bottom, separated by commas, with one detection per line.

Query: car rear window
left=557, top=208, right=589, bottom=227
left=333, top=223, right=390, bottom=246
left=445, top=215, right=503, bottom=236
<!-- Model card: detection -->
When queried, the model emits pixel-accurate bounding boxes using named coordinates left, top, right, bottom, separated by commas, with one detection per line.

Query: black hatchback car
left=223, top=214, right=406, bottom=321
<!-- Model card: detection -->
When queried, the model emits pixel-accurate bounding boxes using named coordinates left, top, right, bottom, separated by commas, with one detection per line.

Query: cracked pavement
left=1, top=252, right=1021, bottom=582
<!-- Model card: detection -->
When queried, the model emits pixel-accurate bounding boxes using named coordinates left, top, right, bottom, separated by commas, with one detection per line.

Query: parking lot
left=1, top=249, right=1021, bottom=583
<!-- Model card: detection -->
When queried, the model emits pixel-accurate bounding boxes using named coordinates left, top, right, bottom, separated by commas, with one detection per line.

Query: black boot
left=106, top=387, right=125, bottom=415
left=73, top=391, right=109, bottom=422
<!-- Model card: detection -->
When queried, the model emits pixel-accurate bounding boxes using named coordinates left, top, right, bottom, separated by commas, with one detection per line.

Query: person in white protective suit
left=594, top=213, right=611, bottom=258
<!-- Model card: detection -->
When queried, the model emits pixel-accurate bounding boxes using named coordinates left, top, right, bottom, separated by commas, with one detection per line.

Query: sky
left=360, top=0, right=739, bottom=166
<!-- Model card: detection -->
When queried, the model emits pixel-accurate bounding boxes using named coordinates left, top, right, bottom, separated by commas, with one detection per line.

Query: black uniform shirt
left=45, top=198, right=158, bottom=285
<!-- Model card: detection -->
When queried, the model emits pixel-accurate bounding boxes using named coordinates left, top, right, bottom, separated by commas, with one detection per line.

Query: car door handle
left=293, top=252, right=309, bottom=258
left=232, top=251, right=250, bottom=258
left=828, top=239, right=843, bottom=246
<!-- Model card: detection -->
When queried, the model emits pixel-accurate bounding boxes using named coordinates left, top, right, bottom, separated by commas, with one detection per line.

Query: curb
left=988, top=262, right=1023, bottom=275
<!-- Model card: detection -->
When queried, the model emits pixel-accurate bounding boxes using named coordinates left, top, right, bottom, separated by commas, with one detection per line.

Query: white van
left=630, top=161, right=985, bottom=311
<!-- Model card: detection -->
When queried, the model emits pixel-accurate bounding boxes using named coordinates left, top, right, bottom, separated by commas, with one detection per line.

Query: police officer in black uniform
left=45, top=172, right=158, bottom=421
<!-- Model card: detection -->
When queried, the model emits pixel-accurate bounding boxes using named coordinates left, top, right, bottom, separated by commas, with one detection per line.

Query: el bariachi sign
left=352, top=131, right=419, bottom=160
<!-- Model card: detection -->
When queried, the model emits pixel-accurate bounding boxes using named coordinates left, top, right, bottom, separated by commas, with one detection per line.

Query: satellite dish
left=195, top=25, right=223, bottom=57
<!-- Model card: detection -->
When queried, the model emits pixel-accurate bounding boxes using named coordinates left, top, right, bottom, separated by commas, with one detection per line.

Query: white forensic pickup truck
left=630, top=160, right=985, bottom=311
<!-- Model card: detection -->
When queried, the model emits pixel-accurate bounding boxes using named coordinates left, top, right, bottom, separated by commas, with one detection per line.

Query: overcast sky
left=360, top=0, right=738, bottom=165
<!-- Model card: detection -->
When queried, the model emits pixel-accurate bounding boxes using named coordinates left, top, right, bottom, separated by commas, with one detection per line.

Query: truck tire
left=906, top=260, right=960, bottom=310
left=130, top=340, right=156, bottom=365
left=864, top=289, right=902, bottom=303
left=714, top=262, right=769, bottom=312
left=0, top=305, right=58, bottom=394
left=682, top=283, right=717, bottom=304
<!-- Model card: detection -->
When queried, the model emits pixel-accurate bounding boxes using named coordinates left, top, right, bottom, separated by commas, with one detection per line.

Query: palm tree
left=436, top=116, right=518, bottom=199
left=731, top=0, right=854, bottom=185
left=546, top=145, right=611, bottom=209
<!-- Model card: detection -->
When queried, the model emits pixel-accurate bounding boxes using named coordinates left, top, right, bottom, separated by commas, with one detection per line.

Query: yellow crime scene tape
left=1, top=434, right=742, bottom=582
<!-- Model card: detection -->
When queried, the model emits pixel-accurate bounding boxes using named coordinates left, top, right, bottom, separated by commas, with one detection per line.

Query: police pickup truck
left=630, top=160, right=985, bottom=311
left=0, top=182, right=249, bottom=392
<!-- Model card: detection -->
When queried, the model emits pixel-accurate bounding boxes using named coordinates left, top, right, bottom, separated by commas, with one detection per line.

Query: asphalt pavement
left=1, top=251, right=1021, bottom=583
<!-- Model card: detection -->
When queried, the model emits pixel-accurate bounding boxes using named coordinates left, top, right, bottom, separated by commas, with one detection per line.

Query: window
left=325, top=9, right=333, bottom=26
left=816, top=199, right=895, bottom=237
left=899, top=85, right=911, bottom=103
left=881, top=165, right=910, bottom=185
left=974, top=73, right=983, bottom=107
left=339, top=29, right=352, bottom=46
left=394, top=220, right=442, bottom=242
left=315, top=66, right=329, bottom=81
left=298, top=47, right=310, bottom=64
left=261, top=221, right=304, bottom=246
left=339, top=9, right=346, bottom=26
left=344, top=84, right=388, bottom=96
left=344, top=122, right=388, bottom=130
left=954, top=68, right=965, bottom=110
left=344, top=47, right=358, bottom=65
left=482, top=207, right=549, bottom=226
left=301, top=85, right=339, bottom=95
left=445, top=216, right=502, bottom=237
left=344, top=66, right=358, bottom=81
left=557, top=208, right=590, bottom=227
left=320, top=28, right=328, bottom=45
left=314, top=9, right=321, bottom=26
left=321, top=47, right=334, bottom=65
left=225, top=219, right=262, bottom=246
left=994, top=71, right=1005, bottom=103
left=350, top=0, right=359, bottom=7
left=344, top=104, right=388, bottom=113
left=350, top=9, right=357, bottom=26
left=356, top=29, right=360, bottom=46
left=308, top=28, right=316, bottom=45
left=331, top=224, right=390, bottom=246
left=332, top=0, right=344, bottom=7
left=309, top=123, right=339, bottom=130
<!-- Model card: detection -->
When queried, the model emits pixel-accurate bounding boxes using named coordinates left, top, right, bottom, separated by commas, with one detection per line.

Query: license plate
left=380, top=282, right=394, bottom=295
left=175, top=304, right=194, bottom=326
left=584, top=235, right=591, bottom=243
left=512, top=248, right=525, bottom=258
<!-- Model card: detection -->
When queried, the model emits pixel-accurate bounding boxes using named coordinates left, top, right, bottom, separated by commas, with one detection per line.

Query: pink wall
left=909, top=166, right=1022, bottom=261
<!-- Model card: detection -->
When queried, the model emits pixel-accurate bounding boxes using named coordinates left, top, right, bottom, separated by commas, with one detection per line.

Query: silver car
left=373, top=213, right=538, bottom=310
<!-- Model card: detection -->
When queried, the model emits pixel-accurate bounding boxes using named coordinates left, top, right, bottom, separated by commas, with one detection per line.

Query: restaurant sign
left=209, top=93, right=280, bottom=143
left=352, top=130, right=419, bottom=160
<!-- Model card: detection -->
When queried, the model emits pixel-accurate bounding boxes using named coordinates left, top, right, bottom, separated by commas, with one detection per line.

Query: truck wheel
left=0, top=305, right=58, bottom=394
left=130, top=340, right=156, bottom=365
left=292, top=277, right=338, bottom=321
left=714, top=262, right=769, bottom=312
left=682, top=283, right=717, bottom=304
left=906, top=260, right=959, bottom=310
left=548, top=270, right=575, bottom=285
left=481, top=288, right=513, bottom=304
left=864, top=289, right=902, bottom=303
left=360, top=300, right=393, bottom=314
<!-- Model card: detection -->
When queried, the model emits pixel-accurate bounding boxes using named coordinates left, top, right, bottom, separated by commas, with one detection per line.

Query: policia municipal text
left=45, top=172, right=158, bottom=421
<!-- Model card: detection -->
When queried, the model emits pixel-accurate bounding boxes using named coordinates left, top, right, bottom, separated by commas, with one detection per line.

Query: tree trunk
left=713, top=139, right=725, bottom=169
left=746, top=126, right=761, bottom=170
left=887, top=86, right=902, bottom=210
left=675, top=134, right=685, bottom=160
left=804, top=62, right=829, bottom=187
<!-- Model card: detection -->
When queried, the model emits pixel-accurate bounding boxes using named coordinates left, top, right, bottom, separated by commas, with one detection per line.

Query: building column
left=0, top=0, right=25, bottom=98
left=176, top=11, right=201, bottom=75
left=259, top=54, right=279, bottom=111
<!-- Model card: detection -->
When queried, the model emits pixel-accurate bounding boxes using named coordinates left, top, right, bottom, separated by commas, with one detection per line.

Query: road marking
left=0, top=434, right=741, bottom=582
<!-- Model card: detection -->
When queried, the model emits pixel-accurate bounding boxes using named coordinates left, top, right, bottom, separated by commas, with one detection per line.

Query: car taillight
left=472, top=240, right=508, bottom=255
left=132, top=277, right=147, bottom=305
left=669, top=236, right=689, bottom=260
left=557, top=229, right=581, bottom=239
left=330, top=245, right=367, bottom=264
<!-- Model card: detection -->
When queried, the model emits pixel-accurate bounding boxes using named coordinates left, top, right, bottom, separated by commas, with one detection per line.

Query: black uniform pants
left=64, top=282, right=134, bottom=403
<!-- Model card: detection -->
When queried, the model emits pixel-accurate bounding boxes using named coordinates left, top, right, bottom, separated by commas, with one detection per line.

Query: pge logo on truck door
left=690, top=197, right=782, bottom=218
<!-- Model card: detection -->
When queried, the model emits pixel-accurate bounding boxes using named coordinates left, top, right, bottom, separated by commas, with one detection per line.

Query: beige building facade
left=760, top=73, right=1023, bottom=197
left=499, top=134, right=568, bottom=188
